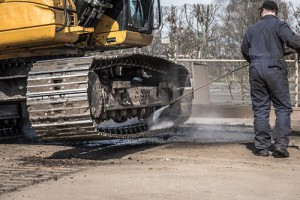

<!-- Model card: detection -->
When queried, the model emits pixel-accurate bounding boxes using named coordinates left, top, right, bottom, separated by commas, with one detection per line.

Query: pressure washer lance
left=148, top=64, right=250, bottom=128
left=169, top=63, right=249, bottom=106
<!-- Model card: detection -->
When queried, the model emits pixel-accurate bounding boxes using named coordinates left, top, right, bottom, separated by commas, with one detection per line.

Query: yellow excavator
left=0, top=0, right=192, bottom=140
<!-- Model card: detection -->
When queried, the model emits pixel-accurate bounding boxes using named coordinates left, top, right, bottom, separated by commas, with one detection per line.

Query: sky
left=161, top=0, right=299, bottom=6
left=161, top=0, right=214, bottom=5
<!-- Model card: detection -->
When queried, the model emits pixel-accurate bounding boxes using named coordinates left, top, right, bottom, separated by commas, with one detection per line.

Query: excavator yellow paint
left=1, top=0, right=77, bottom=11
left=95, top=15, right=153, bottom=47
left=0, top=0, right=87, bottom=51
left=95, top=15, right=120, bottom=33
left=95, top=31, right=153, bottom=47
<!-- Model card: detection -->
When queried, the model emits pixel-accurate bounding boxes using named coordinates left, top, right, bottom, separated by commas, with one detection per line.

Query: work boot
left=274, top=147, right=289, bottom=158
left=255, top=149, right=270, bottom=157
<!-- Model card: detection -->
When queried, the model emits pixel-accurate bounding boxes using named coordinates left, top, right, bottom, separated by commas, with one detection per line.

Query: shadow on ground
left=43, top=125, right=255, bottom=161
left=0, top=124, right=260, bottom=165
left=48, top=141, right=163, bottom=161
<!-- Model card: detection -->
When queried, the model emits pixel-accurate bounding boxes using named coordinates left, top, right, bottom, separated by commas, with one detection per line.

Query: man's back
left=241, top=15, right=300, bottom=65
left=246, top=15, right=284, bottom=61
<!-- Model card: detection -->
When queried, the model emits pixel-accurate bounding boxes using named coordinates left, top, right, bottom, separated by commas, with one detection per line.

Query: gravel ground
left=0, top=124, right=300, bottom=200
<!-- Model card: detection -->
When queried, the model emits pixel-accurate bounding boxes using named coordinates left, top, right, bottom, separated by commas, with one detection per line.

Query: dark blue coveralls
left=241, top=15, right=300, bottom=151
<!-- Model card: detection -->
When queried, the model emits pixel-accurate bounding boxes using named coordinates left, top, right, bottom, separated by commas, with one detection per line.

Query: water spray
left=148, top=63, right=249, bottom=129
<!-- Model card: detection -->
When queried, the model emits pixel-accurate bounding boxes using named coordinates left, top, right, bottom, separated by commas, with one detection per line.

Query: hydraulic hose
left=56, top=0, right=68, bottom=32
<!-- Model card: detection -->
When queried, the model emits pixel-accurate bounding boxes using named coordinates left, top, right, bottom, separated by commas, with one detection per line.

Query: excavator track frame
left=0, top=53, right=192, bottom=141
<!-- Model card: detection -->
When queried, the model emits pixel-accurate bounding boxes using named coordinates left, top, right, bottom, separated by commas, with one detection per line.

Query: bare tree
left=192, top=3, right=220, bottom=58
left=179, top=4, right=197, bottom=58
left=164, top=5, right=180, bottom=58
left=148, top=6, right=168, bottom=56
left=152, top=3, right=220, bottom=59
left=289, top=1, right=300, bottom=33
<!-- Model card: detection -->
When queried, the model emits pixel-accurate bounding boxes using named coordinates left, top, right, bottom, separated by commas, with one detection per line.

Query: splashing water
left=147, top=105, right=174, bottom=131
left=19, top=118, right=37, bottom=140
left=152, top=105, right=170, bottom=122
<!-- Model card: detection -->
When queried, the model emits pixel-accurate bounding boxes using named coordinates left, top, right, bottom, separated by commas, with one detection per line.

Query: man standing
left=241, top=1, right=300, bottom=157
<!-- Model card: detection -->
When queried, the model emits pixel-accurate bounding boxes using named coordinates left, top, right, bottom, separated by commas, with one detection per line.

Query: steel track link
left=26, top=53, right=192, bottom=140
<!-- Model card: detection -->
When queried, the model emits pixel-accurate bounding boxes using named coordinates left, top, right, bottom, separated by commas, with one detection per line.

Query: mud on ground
left=0, top=124, right=300, bottom=200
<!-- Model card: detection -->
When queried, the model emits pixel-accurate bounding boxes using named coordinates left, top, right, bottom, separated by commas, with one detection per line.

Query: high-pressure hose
left=170, top=63, right=249, bottom=106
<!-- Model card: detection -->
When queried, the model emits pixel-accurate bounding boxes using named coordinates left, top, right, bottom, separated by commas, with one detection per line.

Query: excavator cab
left=92, top=0, right=161, bottom=48
left=0, top=0, right=161, bottom=58
left=75, top=0, right=161, bottom=32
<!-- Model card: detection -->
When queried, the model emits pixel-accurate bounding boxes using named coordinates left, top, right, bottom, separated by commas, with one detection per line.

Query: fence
left=176, top=54, right=300, bottom=107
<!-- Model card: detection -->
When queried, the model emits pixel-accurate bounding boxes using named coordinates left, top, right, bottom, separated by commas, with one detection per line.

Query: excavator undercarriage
left=0, top=54, right=192, bottom=140
left=0, top=0, right=193, bottom=141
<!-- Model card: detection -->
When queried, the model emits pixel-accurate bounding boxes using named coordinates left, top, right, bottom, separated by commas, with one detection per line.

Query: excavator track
left=0, top=119, right=21, bottom=140
left=0, top=0, right=192, bottom=142
left=0, top=60, right=32, bottom=141
left=26, top=54, right=192, bottom=141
